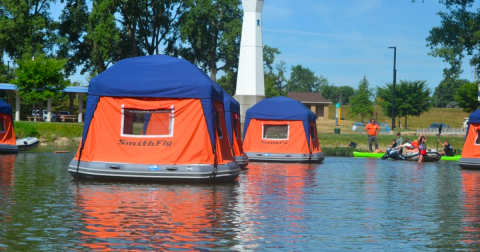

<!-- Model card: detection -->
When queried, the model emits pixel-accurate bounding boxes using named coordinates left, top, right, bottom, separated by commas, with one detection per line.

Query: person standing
left=418, top=135, right=427, bottom=163
left=365, top=118, right=380, bottom=152
left=396, top=132, right=403, bottom=154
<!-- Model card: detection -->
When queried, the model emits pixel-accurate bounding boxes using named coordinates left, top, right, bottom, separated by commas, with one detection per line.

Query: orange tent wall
left=0, top=113, right=16, bottom=145
left=243, top=119, right=310, bottom=154
left=75, top=97, right=233, bottom=165
left=232, top=113, right=245, bottom=156
left=309, top=121, right=322, bottom=154
left=461, top=124, right=480, bottom=159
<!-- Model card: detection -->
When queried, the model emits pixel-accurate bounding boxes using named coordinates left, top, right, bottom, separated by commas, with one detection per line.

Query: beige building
left=287, top=92, right=332, bottom=120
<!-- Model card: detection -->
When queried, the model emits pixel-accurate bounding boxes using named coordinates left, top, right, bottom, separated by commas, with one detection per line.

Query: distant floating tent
left=223, top=92, right=248, bottom=168
left=459, top=109, right=480, bottom=169
left=69, top=55, right=240, bottom=182
left=242, top=96, right=325, bottom=163
left=0, top=99, right=18, bottom=154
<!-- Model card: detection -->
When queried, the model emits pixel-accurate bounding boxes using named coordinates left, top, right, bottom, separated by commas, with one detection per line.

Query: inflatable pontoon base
left=16, top=137, right=40, bottom=151
left=235, top=155, right=249, bottom=169
left=245, top=152, right=325, bottom=163
left=0, top=144, right=19, bottom=154
left=404, top=151, right=441, bottom=162
left=459, top=158, right=480, bottom=169
left=68, top=160, right=240, bottom=182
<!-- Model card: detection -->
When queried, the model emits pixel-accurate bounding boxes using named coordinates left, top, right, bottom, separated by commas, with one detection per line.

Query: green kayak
left=353, top=152, right=384, bottom=158
left=441, top=155, right=461, bottom=161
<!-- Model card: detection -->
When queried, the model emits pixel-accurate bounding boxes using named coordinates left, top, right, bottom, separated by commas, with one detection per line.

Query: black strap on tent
left=76, top=147, right=84, bottom=180
left=210, top=111, right=220, bottom=179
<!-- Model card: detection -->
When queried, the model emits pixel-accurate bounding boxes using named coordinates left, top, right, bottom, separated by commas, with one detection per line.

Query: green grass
left=329, top=105, right=469, bottom=129
left=319, top=133, right=465, bottom=155
left=14, top=121, right=83, bottom=142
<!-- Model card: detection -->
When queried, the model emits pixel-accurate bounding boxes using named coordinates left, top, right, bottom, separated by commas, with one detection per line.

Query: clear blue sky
left=38, top=1, right=480, bottom=90
left=262, top=0, right=478, bottom=90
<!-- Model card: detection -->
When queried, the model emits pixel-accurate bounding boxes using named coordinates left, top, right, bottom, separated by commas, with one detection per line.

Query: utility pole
left=388, top=46, right=397, bottom=129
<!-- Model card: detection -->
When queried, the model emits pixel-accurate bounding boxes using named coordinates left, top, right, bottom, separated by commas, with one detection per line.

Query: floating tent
left=223, top=92, right=248, bottom=168
left=0, top=99, right=18, bottom=154
left=69, top=55, right=239, bottom=182
left=242, top=96, right=325, bottom=162
left=459, top=109, right=480, bottom=169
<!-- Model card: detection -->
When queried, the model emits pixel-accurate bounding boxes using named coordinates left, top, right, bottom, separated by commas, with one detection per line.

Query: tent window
left=122, top=108, right=173, bottom=137
left=310, top=125, right=316, bottom=141
left=215, top=111, right=223, bottom=139
left=0, top=117, right=5, bottom=133
left=263, top=124, right=289, bottom=140
left=476, top=130, right=480, bottom=144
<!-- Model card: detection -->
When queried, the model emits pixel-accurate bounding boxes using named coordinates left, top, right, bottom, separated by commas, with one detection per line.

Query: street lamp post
left=388, top=46, right=396, bottom=130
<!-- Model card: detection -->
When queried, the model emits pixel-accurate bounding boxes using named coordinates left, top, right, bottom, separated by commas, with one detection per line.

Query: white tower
left=235, top=0, right=265, bottom=122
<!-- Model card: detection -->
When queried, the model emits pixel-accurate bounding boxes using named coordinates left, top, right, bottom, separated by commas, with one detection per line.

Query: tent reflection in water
left=459, top=109, right=480, bottom=169
left=242, top=96, right=325, bottom=163
left=69, top=55, right=240, bottom=182
left=223, top=92, right=248, bottom=168
left=0, top=99, right=18, bottom=154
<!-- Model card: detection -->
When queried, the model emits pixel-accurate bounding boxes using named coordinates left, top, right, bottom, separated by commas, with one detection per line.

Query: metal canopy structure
left=0, top=83, right=88, bottom=122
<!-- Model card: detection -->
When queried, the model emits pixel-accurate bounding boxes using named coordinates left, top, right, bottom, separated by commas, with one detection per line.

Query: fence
left=417, top=127, right=466, bottom=136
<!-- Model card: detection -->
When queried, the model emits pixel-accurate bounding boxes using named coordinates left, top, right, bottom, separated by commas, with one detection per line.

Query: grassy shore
left=14, top=121, right=83, bottom=145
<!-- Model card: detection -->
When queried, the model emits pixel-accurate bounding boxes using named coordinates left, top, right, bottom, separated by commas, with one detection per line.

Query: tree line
left=0, top=0, right=478, bottom=124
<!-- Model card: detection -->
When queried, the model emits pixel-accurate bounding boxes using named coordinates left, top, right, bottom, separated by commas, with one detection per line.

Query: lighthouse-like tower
left=235, top=0, right=265, bottom=122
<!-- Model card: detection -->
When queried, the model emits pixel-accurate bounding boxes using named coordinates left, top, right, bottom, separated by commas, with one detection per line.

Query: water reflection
left=74, top=182, right=241, bottom=251
left=0, top=155, right=16, bottom=225
left=461, top=170, right=480, bottom=246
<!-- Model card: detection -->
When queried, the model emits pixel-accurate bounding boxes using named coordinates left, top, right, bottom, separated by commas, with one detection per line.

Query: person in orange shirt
left=365, top=118, right=380, bottom=152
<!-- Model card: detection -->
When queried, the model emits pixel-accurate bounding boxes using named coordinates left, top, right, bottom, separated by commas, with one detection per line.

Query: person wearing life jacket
left=401, top=138, right=418, bottom=153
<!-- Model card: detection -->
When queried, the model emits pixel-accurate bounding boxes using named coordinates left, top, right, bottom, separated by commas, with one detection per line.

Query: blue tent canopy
left=469, top=109, right=480, bottom=123
left=81, top=55, right=224, bottom=152
left=243, top=96, right=316, bottom=145
left=0, top=99, right=12, bottom=116
left=223, top=92, right=240, bottom=148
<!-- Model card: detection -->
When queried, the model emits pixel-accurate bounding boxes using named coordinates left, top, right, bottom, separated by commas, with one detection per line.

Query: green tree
left=286, top=65, right=324, bottom=93
left=177, top=0, right=242, bottom=81
left=349, top=76, right=374, bottom=123
left=0, top=0, right=57, bottom=59
left=377, top=80, right=431, bottom=128
left=455, top=81, right=479, bottom=113
left=319, top=84, right=355, bottom=104
left=83, top=0, right=123, bottom=74
left=421, top=0, right=480, bottom=78
left=216, top=70, right=236, bottom=96
left=13, top=55, right=68, bottom=118
left=433, top=78, right=469, bottom=107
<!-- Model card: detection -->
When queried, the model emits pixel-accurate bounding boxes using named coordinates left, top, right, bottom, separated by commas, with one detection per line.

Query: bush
left=13, top=122, right=40, bottom=138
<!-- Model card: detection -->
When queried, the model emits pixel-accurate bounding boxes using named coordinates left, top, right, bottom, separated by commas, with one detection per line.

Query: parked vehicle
left=32, top=109, right=57, bottom=121
left=428, top=123, right=449, bottom=129
left=56, top=111, right=70, bottom=122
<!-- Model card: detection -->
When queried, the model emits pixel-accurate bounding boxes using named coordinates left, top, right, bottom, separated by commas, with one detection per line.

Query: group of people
left=365, top=118, right=454, bottom=162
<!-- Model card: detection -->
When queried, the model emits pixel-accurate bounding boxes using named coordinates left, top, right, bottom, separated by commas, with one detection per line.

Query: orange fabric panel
left=232, top=113, right=245, bottom=155
left=461, top=124, right=480, bottom=158
left=309, top=121, right=322, bottom=153
left=75, top=97, right=233, bottom=164
left=0, top=114, right=16, bottom=145
left=243, top=119, right=309, bottom=154
left=214, top=101, right=234, bottom=163
left=145, top=113, right=170, bottom=135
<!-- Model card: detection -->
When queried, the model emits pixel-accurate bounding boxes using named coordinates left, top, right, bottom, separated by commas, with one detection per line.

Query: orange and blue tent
left=460, top=109, right=480, bottom=169
left=242, top=96, right=324, bottom=163
left=69, top=55, right=239, bottom=182
left=223, top=92, right=248, bottom=168
left=0, top=99, right=18, bottom=154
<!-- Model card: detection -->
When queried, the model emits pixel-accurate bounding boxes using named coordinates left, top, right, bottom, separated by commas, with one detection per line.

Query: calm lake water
left=1, top=148, right=479, bottom=251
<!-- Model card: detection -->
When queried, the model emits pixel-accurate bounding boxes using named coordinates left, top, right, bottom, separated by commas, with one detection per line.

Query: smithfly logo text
left=119, top=139, right=172, bottom=147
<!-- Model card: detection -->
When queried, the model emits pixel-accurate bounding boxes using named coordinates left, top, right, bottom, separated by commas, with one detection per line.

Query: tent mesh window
left=122, top=109, right=173, bottom=137
left=263, top=124, right=289, bottom=140
left=0, top=116, right=5, bottom=133
left=476, top=130, right=480, bottom=144
left=310, top=125, right=315, bottom=140
left=215, top=111, right=223, bottom=139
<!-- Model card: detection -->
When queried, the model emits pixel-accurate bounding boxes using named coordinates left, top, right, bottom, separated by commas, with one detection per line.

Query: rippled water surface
left=1, top=148, right=480, bottom=251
